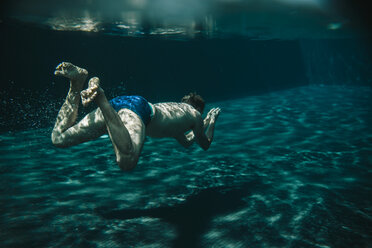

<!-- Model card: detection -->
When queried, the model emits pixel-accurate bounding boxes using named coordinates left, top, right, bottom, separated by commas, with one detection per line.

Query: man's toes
left=55, top=62, right=70, bottom=76
left=80, top=78, right=100, bottom=108
left=91, top=91, right=97, bottom=99
left=81, top=94, right=90, bottom=105
left=81, top=92, right=97, bottom=107
left=56, top=62, right=69, bottom=70
left=56, top=63, right=63, bottom=70
left=81, top=89, right=92, bottom=98
left=87, top=86, right=97, bottom=93
left=61, top=62, right=72, bottom=68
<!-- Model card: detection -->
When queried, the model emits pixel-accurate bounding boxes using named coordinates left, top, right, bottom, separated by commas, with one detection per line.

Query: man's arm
left=175, top=108, right=218, bottom=148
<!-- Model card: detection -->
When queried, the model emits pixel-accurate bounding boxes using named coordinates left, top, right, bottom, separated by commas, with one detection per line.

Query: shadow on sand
left=96, top=179, right=266, bottom=248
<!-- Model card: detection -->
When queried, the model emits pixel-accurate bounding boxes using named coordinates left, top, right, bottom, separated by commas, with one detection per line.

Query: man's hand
left=209, top=107, right=221, bottom=121
left=204, top=107, right=221, bottom=128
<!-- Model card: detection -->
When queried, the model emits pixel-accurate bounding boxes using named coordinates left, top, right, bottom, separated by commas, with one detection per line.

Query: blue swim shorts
left=109, top=95, right=153, bottom=125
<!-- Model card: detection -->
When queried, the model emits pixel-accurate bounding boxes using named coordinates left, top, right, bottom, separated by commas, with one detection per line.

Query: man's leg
left=81, top=77, right=146, bottom=171
left=51, top=62, right=106, bottom=147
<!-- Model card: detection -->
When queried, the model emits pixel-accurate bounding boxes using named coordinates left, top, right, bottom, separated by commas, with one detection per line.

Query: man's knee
left=51, top=132, right=69, bottom=148
left=116, top=153, right=138, bottom=171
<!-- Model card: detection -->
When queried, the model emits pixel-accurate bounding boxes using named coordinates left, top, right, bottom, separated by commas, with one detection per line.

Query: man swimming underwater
left=51, top=62, right=221, bottom=171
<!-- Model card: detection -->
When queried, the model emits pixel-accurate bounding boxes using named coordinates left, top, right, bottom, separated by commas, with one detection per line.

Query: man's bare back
left=147, top=102, right=202, bottom=138
left=51, top=62, right=221, bottom=171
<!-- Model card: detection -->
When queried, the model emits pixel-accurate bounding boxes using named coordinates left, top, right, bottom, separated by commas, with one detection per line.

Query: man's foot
left=54, top=62, right=88, bottom=88
left=81, top=77, right=103, bottom=107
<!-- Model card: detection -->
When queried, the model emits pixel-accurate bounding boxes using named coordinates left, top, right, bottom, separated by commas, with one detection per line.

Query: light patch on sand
left=266, top=214, right=282, bottom=224
left=343, top=177, right=356, bottom=182
left=215, top=208, right=249, bottom=223
left=250, top=194, right=270, bottom=204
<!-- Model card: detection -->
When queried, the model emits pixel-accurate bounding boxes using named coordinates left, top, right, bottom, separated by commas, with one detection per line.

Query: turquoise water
left=1, top=85, right=371, bottom=247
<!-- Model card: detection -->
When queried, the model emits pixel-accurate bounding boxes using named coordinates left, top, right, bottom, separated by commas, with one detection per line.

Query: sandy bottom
left=0, top=85, right=371, bottom=248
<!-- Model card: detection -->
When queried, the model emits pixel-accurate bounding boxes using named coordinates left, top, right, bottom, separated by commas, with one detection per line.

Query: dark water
left=1, top=1, right=372, bottom=134
left=1, top=85, right=371, bottom=247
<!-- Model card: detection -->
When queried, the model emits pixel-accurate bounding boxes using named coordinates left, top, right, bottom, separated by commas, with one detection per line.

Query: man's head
left=181, top=92, right=205, bottom=114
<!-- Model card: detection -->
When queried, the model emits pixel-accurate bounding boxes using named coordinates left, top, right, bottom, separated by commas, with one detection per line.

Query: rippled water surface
left=1, top=85, right=371, bottom=247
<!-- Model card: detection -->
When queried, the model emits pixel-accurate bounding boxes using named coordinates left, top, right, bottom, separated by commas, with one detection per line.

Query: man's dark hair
left=181, top=92, right=205, bottom=114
